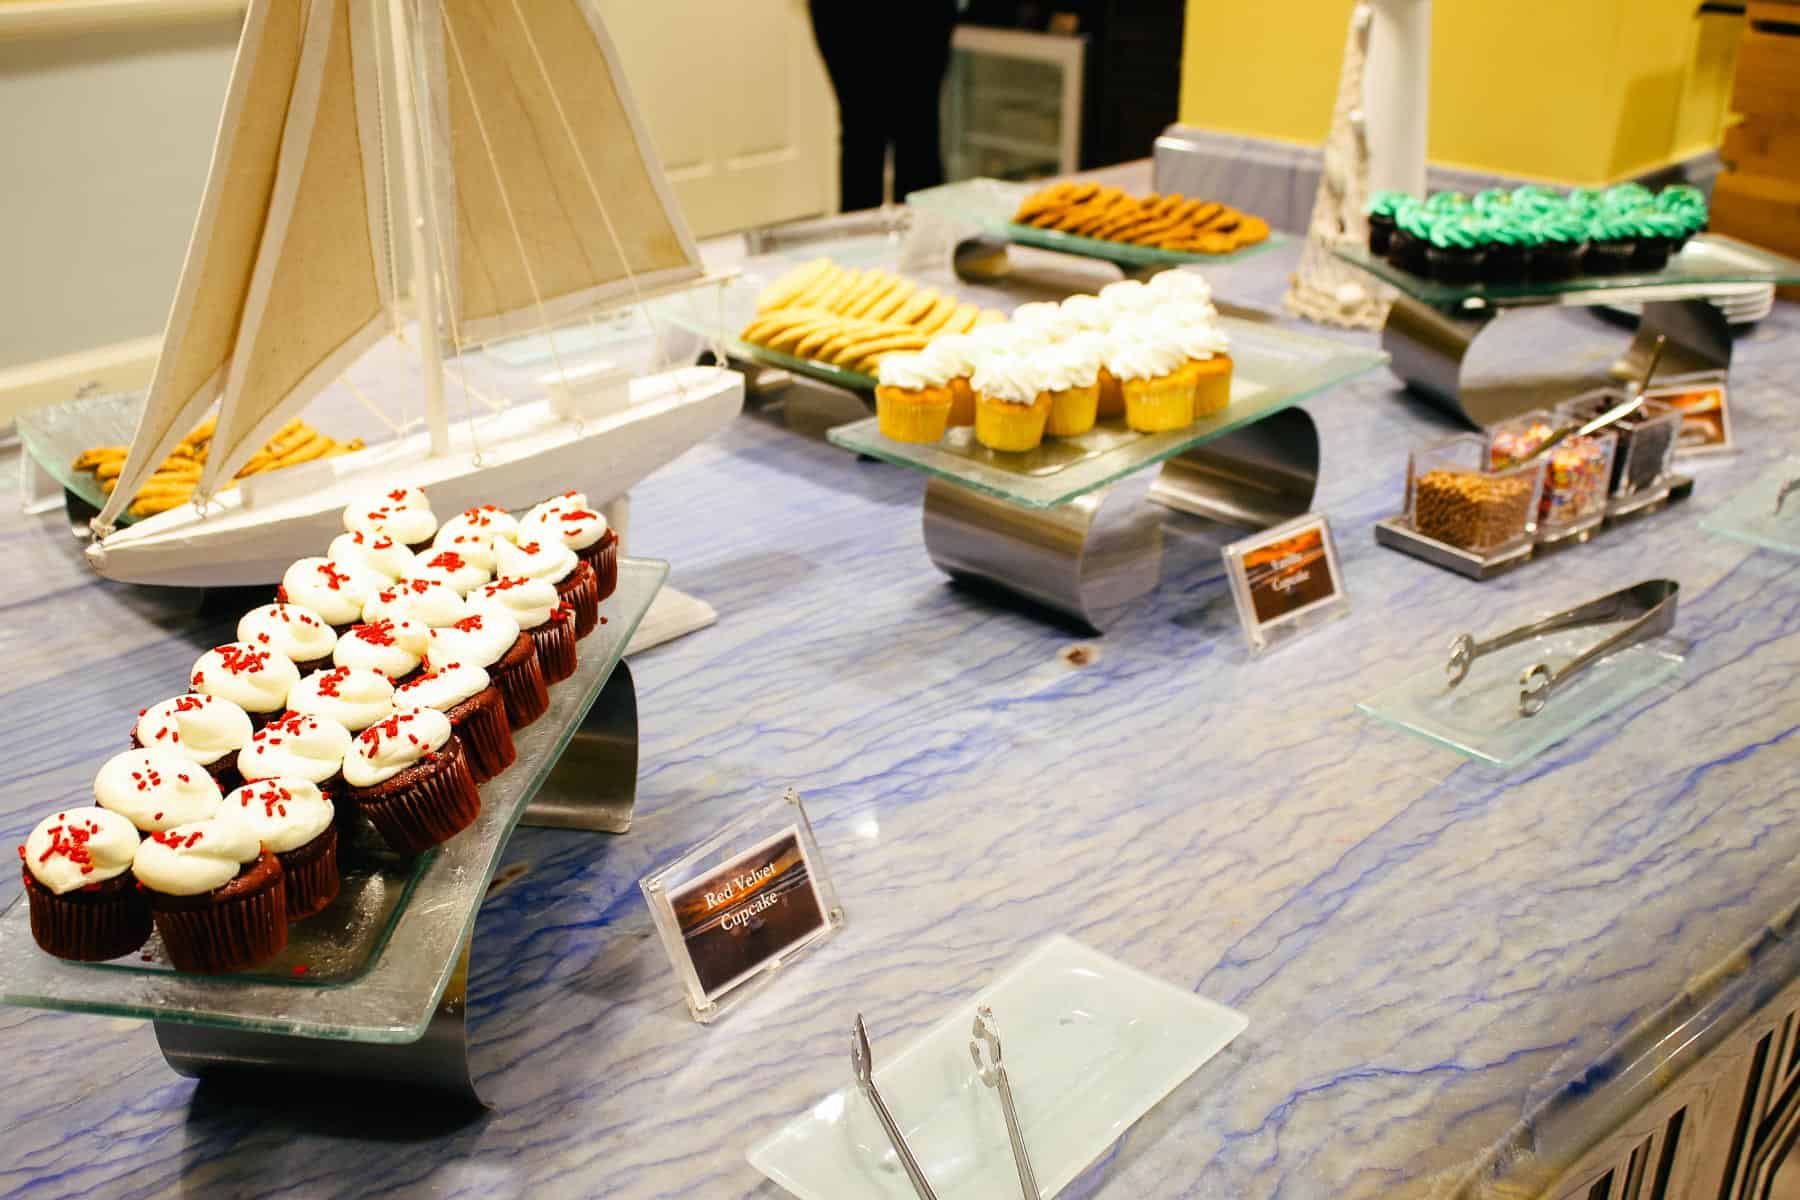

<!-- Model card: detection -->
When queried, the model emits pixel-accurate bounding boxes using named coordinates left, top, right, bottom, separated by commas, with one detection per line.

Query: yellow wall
left=1178, top=0, right=1742, bottom=185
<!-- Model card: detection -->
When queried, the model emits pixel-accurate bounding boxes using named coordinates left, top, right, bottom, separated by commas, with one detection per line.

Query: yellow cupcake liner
left=1045, top=382, right=1100, bottom=437
left=875, top=385, right=953, bottom=444
left=948, top=377, right=976, bottom=427
left=1122, top=372, right=1195, bottom=433
left=974, top=392, right=1051, bottom=452
left=1096, top=367, right=1125, bottom=418
left=1188, top=353, right=1234, bottom=418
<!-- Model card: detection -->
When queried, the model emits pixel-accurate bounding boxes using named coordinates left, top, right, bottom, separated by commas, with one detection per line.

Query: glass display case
left=942, top=25, right=1085, bottom=183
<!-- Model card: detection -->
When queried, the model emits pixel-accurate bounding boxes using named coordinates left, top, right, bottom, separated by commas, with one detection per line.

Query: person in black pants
left=809, top=0, right=957, bottom=212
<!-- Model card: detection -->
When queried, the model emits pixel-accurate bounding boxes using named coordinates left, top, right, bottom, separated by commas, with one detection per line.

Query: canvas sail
left=95, top=0, right=307, bottom=530
left=421, top=0, right=704, bottom=346
left=200, top=0, right=393, bottom=493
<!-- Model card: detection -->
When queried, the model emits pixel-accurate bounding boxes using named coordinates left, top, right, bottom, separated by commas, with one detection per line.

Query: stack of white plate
left=1606, top=282, right=1776, bottom=326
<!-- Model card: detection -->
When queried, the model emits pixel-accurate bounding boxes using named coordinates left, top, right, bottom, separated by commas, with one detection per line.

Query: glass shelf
left=907, top=178, right=1287, bottom=269
left=0, top=557, right=667, bottom=1042
left=1701, top=457, right=1800, bottom=556
left=1357, top=628, right=1684, bottom=768
left=827, top=319, right=1386, bottom=509
left=729, top=338, right=879, bottom=393
left=1334, top=234, right=1800, bottom=309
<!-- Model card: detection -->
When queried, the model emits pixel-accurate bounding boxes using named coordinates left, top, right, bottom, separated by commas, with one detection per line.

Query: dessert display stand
left=1334, top=235, right=1800, bottom=428
left=0, top=559, right=666, bottom=1109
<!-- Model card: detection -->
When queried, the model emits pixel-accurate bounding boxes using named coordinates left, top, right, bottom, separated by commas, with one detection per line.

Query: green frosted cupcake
left=1583, top=209, right=1638, bottom=275
left=1425, top=213, right=1487, bottom=283
left=1366, top=190, right=1410, bottom=255
left=1529, top=212, right=1588, bottom=281
left=1389, top=205, right=1434, bottom=276
left=1600, top=182, right=1654, bottom=212
left=1476, top=215, right=1533, bottom=284
left=1628, top=207, right=1688, bottom=270
left=1655, top=183, right=1708, bottom=248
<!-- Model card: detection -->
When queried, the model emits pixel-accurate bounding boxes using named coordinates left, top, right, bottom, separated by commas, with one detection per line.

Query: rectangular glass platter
left=16, top=388, right=153, bottom=521
left=747, top=934, right=1248, bottom=1200
left=1700, top=458, right=1800, bottom=556
left=1356, top=628, right=1684, bottom=768
left=907, top=178, right=1287, bottom=267
left=0, top=557, right=668, bottom=1042
left=827, top=319, right=1387, bottom=508
left=1334, top=235, right=1800, bottom=308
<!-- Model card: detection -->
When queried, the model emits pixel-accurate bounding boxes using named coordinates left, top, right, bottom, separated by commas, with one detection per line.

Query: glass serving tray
left=0, top=557, right=667, bottom=1042
left=1333, top=234, right=1800, bottom=309
left=828, top=319, right=1386, bottom=508
left=907, top=178, right=1287, bottom=268
left=1700, top=458, right=1800, bottom=556
left=16, top=387, right=153, bottom=522
left=1356, top=626, right=1684, bottom=768
left=748, top=934, right=1247, bottom=1200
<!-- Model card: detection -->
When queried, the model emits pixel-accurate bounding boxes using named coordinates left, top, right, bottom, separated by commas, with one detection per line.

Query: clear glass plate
left=1333, top=235, right=1800, bottom=308
left=15, top=388, right=152, bottom=520
left=1356, top=628, right=1684, bottom=768
left=907, top=178, right=1287, bottom=267
left=0, top=557, right=667, bottom=1041
left=827, top=319, right=1386, bottom=508
left=747, top=934, right=1247, bottom=1200
left=1700, top=457, right=1800, bottom=556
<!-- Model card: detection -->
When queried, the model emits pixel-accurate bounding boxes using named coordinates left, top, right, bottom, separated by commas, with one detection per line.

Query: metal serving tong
left=852, top=1014, right=941, bottom=1200
left=1519, top=335, right=1665, bottom=466
left=971, top=1005, right=1041, bottom=1200
left=1445, top=579, right=1679, bottom=717
left=1773, top=475, right=1800, bottom=518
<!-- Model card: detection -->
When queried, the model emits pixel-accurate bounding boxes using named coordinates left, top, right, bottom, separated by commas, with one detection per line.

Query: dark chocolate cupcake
left=426, top=609, right=549, bottom=729
left=1388, top=207, right=1433, bottom=277
left=344, top=709, right=482, bottom=855
left=1365, top=191, right=1407, bottom=256
left=19, top=806, right=149, bottom=962
left=1424, top=215, right=1486, bottom=284
left=133, top=693, right=253, bottom=794
left=221, top=778, right=339, bottom=920
left=1582, top=210, right=1637, bottom=275
left=394, top=663, right=517, bottom=783
left=133, top=820, right=287, bottom=974
left=1475, top=217, right=1530, bottom=285
left=471, top=577, right=578, bottom=686
left=1527, top=213, right=1587, bottom=281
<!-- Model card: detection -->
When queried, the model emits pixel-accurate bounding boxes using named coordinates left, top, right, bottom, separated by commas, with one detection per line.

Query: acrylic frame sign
left=1647, top=373, right=1733, bottom=458
left=640, top=789, right=844, bottom=1024
left=1221, top=512, right=1349, bottom=654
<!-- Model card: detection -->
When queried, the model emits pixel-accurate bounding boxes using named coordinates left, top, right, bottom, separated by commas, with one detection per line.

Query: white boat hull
left=86, top=365, right=742, bottom=588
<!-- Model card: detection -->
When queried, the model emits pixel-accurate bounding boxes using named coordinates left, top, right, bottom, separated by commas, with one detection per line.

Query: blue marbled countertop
left=2, top=229, right=1797, bottom=1200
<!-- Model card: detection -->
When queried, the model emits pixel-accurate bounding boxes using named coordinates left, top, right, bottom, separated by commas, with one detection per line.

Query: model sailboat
left=86, top=0, right=742, bottom=588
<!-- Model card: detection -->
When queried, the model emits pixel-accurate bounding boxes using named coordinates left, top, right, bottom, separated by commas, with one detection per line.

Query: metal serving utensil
left=1773, top=475, right=1800, bottom=518
left=971, top=1005, right=1041, bottom=1200
left=1519, top=335, right=1666, bottom=466
left=1445, top=579, right=1679, bottom=717
left=852, top=1014, right=941, bottom=1200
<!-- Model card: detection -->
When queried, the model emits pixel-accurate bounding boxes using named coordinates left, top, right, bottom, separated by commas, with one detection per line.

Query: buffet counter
left=2, top=186, right=1798, bottom=1197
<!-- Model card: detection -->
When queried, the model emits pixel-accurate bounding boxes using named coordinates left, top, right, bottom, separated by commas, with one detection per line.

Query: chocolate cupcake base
left=128, top=734, right=243, bottom=794
left=352, top=734, right=482, bottom=855
left=278, top=825, right=339, bottom=920
left=23, top=868, right=151, bottom=962
left=557, top=559, right=600, bottom=639
left=578, top=531, right=619, bottom=605
left=527, top=615, right=578, bottom=685
left=491, top=632, right=550, bottom=729
left=448, top=686, right=516, bottom=783
left=149, top=850, right=288, bottom=974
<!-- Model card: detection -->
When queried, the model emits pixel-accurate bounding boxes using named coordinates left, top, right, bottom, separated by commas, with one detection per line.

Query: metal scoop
left=1445, top=579, right=1679, bottom=717
left=852, top=1014, right=940, bottom=1200
left=1518, top=335, right=1665, bottom=466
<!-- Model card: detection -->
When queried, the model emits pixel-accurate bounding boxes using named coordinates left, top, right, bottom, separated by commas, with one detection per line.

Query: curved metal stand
left=1382, top=293, right=1735, bottom=428
left=523, top=660, right=639, bottom=833
left=1147, top=407, right=1320, bottom=528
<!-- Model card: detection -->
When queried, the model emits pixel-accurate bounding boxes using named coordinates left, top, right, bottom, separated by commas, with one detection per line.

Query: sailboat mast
left=385, top=0, right=450, bottom=457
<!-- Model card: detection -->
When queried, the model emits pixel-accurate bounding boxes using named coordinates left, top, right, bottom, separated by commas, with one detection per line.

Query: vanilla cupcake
left=327, top=530, right=417, bottom=582
left=133, top=694, right=254, bottom=791
left=286, top=665, right=395, bottom=733
left=1105, top=319, right=1193, bottom=433
left=278, top=557, right=377, bottom=632
left=190, top=641, right=302, bottom=727
left=237, top=711, right=352, bottom=794
left=1148, top=311, right=1233, bottom=418
left=19, top=806, right=148, bottom=962
left=970, top=354, right=1052, bottom=453
left=363, top=577, right=470, bottom=629
left=873, top=352, right=955, bottom=444
left=238, top=603, right=337, bottom=673
left=344, top=487, right=437, bottom=551
left=1147, top=269, right=1216, bottom=313
left=221, top=778, right=338, bottom=919
left=1056, top=293, right=1111, bottom=333
left=332, top=617, right=430, bottom=684
left=1098, top=278, right=1160, bottom=320
left=919, top=335, right=982, bottom=427
left=1041, top=334, right=1105, bottom=437
left=94, top=747, right=224, bottom=833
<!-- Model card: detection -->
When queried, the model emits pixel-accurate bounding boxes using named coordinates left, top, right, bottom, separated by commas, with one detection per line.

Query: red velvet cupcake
left=132, top=693, right=253, bottom=794
left=344, top=487, right=440, bottom=556
left=425, top=609, right=549, bottom=730
left=393, top=663, right=516, bottom=783
left=495, top=536, right=598, bottom=639
left=133, top=819, right=287, bottom=974
left=343, top=709, right=482, bottom=854
left=238, top=602, right=338, bottom=675
left=190, top=641, right=302, bottom=730
left=19, top=806, right=149, bottom=962
left=520, top=502, right=617, bottom=605
left=222, top=778, right=339, bottom=919
left=472, top=576, right=578, bottom=685
left=331, top=617, right=429, bottom=688
left=278, top=557, right=378, bottom=636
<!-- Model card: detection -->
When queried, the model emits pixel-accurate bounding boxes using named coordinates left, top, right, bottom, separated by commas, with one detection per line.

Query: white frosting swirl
left=286, top=666, right=395, bottom=732
left=876, top=351, right=951, bottom=391
left=221, top=778, right=334, bottom=854
left=22, top=806, right=140, bottom=894
left=519, top=504, right=608, bottom=552
left=332, top=618, right=428, bottom=680
left=394, top=662, right=491, bottom=712
left=970, top=353, right=1046, bottom=405
left=135, top=694, right=252, bottom=767
left=363, top=578, right=470, bottom=628
left=328, top=530, right=417, bottom=581
left=190, top=641, right=301, bottom=715
left=132, top=819, right=262, bottom=896
left=427, top=526, right=499, bottom=573
left=238, top=603, right=337, bottom=665
left=1151, top=311, right=1231, bottom=361
left=964, top=323, right=1047, bottom=358
left=1008, top=301, right=1062, bottom=329
left=524, top=491, right=588, bottom=525
left=281, top=557, right=377, bottom=626
left=1056, top=294, right=1111, bottom=332
left=344, top=708, right=454, bottom=789
left=1099, top=279, right=1159, bottom=317
left=471, top=576, right=561, bottom=630
left=1040, top=334, right=1105, bottom=391
left=494, top=536, right=577, bottom=585
left=920, top=334, right=981, bottom=380
left=1102, top=319, right=1186, bottom=381
left=406, top=549, right=493, bottom=596
left=425, top=610, right=521, bottom=670
left=1147, top=270, right=1214, bottom=307
left=437, top=504, right=520, bottom=546
left=95, top=748, right=223, bottom=833
left=237, top=711, right=352, bottom=785
left=344, top=487, right=438, bottom=545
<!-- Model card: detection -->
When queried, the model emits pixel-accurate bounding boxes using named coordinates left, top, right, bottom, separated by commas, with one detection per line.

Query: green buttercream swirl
left=1366, top=190, right=1409, bottom=218
left=1585, top=210, right=1639, bottom=241
left=1600, top=182, right=1653, bottom=211
left=1531, top=213, right=1588, bottom=245
left=1428, top=215, right=1483, bottom=249
left=1425, top=191, right=1470, bottom=215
